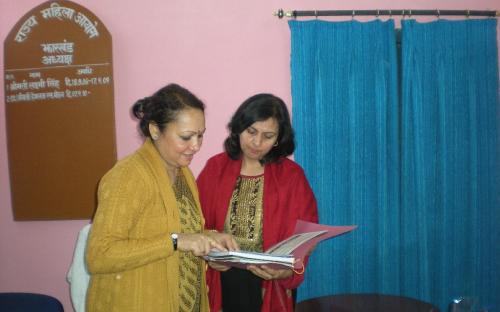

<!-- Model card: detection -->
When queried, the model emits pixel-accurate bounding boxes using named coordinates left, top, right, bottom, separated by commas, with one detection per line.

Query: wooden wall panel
left=4, top=0, right=116, bottom=220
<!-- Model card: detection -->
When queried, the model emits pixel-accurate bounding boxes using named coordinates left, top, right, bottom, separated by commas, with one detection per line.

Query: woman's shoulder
left=208, top=152, right=231, bottom=162
left=204, top=152, right=232, bottom=168
left=101, top=150, right=150, bottom=184
left=271, top=157, right=305, bottom=173
left=113, top=149, right=147, bottom=169
left=268, top=159, right=313, bottom=191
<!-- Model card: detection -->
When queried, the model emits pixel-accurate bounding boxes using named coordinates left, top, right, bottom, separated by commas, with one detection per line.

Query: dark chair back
left=0, top=293, right=64, bottom=312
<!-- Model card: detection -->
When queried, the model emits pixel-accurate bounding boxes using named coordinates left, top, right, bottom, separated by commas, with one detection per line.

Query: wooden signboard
left=4, top=0, right=116, bottom=220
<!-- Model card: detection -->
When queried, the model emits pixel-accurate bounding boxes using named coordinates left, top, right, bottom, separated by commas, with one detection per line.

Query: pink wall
left=1, top=1, right=498, bottom=311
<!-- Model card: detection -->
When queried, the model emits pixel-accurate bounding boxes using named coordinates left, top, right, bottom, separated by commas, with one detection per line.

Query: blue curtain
left=289, top=20, right=401, bottom=299
left=401, top=19, right=499, bottom=310
left=290, top=19, right=500, bottom=311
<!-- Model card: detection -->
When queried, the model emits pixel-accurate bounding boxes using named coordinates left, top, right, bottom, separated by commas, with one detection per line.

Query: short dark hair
left=224, top=93, right=295, bottom=164
left=132, top=83, right=205, bottom=138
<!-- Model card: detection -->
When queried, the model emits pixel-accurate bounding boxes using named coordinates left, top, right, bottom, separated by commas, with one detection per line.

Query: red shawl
left=197, top=153, right=319, bottom=312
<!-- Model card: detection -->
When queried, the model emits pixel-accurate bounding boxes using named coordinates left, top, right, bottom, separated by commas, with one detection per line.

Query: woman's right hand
left=204, top=231, right=239, bottom=251
left=177, top=233, right=226, bottom=257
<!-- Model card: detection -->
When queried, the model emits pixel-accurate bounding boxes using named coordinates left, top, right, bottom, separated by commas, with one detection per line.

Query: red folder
left=290, top=220, right=357, bottom=269
left=205, top=220, right=356, bottom=270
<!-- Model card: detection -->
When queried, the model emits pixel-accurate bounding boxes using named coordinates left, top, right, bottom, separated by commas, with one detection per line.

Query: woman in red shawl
left=197, top=94, right=318, bottom=312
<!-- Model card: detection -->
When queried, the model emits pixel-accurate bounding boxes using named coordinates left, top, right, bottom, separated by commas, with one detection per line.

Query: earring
left=273, top=142, right=278, bottom=147
left=152, top=134, right=159, bottom=140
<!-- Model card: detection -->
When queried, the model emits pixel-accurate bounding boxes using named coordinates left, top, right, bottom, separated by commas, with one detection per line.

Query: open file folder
left=204, top=220, right=357, bottom=269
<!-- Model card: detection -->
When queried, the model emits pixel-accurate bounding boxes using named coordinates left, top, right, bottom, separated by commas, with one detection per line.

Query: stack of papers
left=205, top=250, right=296, bottom=267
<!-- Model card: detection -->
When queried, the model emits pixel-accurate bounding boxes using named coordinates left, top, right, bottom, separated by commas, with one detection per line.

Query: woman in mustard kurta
left=86, top=84, right=237, bottom=312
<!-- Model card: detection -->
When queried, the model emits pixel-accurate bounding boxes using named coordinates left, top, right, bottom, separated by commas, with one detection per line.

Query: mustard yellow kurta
left=85, top=139, right=209, bottom=312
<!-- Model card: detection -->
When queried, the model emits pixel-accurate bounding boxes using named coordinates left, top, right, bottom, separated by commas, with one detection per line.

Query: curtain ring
left=436, top=9, right=440, bottom=19
left=376, top=9, right=380, bottom=18
left=402, top=9, right=405, bottom=19
left=389, top=9, right=392, bottom=18
left=466, top=10, right=470, bottom=18
left=352, top=10, right=355, bottom=20
left=314, top=10, right=318, bottom=19
left=408, top=9, right=412, bottom=18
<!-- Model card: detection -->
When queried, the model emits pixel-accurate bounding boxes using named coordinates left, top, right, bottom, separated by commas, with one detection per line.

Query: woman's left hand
left=207, top=261, right=232, bottom=272
left=247, top=265, right=293, bottom=280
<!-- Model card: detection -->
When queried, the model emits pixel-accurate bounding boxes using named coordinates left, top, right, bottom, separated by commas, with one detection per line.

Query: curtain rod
left=274, top=9, right=499, bottom=19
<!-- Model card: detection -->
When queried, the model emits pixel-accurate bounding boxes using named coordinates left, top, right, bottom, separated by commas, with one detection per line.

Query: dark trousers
left=220, top=267, right=298, bottom=312
left=221, top=268, right=262, bottom=312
